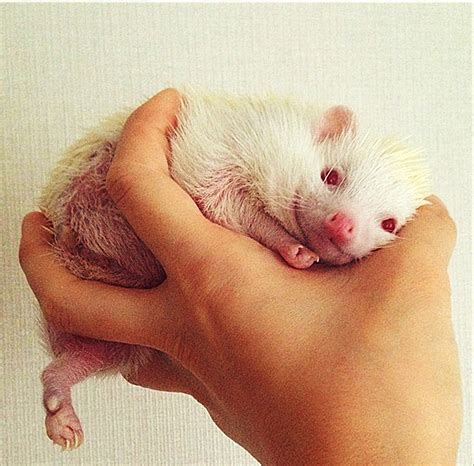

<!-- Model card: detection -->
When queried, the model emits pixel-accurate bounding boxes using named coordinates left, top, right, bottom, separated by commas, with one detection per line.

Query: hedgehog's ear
left=314, top=106, right=356, bottom=143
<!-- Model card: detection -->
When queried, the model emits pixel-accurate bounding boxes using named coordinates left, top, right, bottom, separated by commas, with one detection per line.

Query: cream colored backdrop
left=1, top=3, right=471, bottom=465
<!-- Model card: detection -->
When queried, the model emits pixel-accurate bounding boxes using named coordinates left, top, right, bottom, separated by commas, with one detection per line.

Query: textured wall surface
left=1, top=4, right=471, bottom=465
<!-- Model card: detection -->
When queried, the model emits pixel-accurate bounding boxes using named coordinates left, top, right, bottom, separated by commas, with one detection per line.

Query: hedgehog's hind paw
left=45, top=399, right=84, bottom=450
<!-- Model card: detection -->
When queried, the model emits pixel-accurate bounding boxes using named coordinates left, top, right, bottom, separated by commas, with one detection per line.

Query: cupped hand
left=19, top=89, right=462, bottom=464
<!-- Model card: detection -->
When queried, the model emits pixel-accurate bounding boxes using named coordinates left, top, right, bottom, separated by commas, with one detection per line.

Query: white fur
left=40, top=89, right=431, bottom=263
left=170, top=89, right=325, bottom=239
left=170, top=89, right=431, bottom=259
left=39, top=110, right=130, bottom=224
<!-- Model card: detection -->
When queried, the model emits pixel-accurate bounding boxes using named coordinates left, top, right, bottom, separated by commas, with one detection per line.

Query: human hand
left=20, top=89, right=462, bottom=464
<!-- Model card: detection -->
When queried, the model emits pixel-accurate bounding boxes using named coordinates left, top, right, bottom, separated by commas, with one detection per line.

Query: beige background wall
left=1, top=4, right=471, bottom=465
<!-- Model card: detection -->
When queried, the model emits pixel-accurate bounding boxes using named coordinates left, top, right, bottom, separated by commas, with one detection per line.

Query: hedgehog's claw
left=279, top=244, right=318, bottom=269
left=61, top=432, right=82, bottom=450
left=73, top=431, right=80, bottom=449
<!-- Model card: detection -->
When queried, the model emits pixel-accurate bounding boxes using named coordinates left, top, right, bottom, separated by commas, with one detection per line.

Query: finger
left=107, top=88, right=224, bottom=274
left=19, top=212, right=179, bottom=348
left=397, top=195, right=456, bottom=263
left=372, top=195, right=457, bottom=270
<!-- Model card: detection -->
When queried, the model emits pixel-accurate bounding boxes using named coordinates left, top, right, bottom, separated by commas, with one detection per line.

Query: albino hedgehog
left=38, top=89, right=431, bottom=449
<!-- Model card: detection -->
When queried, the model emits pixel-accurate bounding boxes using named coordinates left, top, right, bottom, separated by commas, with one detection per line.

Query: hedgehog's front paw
left=279, top=244, right=319, bottom=269
left=45, top=396, right=84, bottom=450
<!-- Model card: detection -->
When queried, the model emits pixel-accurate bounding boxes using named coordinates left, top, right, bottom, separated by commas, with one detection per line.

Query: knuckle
left=127, top=88, right=180, bottom=125
left=38, top=295, right=56, bottom=321
left=105, top=167, right=140, bottom=208
left=38, top=294, right=63, bottom=327
left=36, top=281, right=77, bottom=331
left=125, top=106, right=150, bottom=128
left=442, top=213, right=457, bottom=245
left=429, top=201, right=457, bottom=244
left=18, top=218, right=35, bottom=269
left=18, top=242, right=29, bottom=270
left=417, top=197, right=457, bottom=249
left=122, top=371, right=141, bottom=387
left=160, top=87, right=180, bottom=99
left=429, top=200, right=450, bottom=222
left=425, top=196, right=453, bottom=222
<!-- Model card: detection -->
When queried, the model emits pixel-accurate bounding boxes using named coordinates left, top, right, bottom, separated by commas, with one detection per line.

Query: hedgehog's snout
left=322, top=211, right=355, bottom=247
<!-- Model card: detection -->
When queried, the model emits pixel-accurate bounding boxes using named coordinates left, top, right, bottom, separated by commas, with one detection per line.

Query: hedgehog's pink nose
left=323, top=212, right=355, bottom=245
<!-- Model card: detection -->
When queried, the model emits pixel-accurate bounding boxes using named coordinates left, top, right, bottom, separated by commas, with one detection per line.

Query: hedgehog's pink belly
left=45, top=146, right=164, bottom=371
left=53, top=146, right=166, bottom=289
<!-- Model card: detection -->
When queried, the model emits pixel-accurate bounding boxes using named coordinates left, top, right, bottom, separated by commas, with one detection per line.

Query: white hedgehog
left=38, top=89, right=431, bottom=450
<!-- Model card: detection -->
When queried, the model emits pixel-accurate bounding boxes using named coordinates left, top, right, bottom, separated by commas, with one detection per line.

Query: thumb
left=107, top=88, right=225, bottom=276
left=362, top=195, right=457, bottom=277
left=392, top=195, right=456, bottom=268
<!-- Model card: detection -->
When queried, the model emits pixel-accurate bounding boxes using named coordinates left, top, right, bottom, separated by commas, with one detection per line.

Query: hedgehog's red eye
left=321, top=168, right=340, bottom=186
left=381, top=218, right=396, bottom=233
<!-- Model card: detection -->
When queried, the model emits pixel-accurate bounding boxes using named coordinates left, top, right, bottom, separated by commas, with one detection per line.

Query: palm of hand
left=120, top=205, right=459, bottom=464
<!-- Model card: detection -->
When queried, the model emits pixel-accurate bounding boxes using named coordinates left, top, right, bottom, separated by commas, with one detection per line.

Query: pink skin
left=315, top=105, right=356, bottom=142
left=323, top=212, right=355, bottom=246
left=42, top=338, right=104, bottom=450
left=42, top=326, right=142, bottom=450
left=42, top=352, right=96, bottom=450
left=305, top=231, right=355, bottom=266
left=294, top=205, right=358, bottom=266
left=237, top=202, right=318, bottom=269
